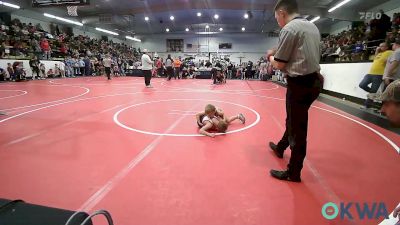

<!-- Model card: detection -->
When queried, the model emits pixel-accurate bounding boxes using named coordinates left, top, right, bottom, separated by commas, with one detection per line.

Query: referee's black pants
left=105, top=67, right=111, bottom=80
left=143, top=70, right=152, bottom=86
left=166, top=67, right=174, bottom=80
left=276, top=72, right=322, bottom=178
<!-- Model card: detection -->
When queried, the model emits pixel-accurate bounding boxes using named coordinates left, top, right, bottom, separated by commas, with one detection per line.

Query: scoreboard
left=32, top=0, right=90, bottom=7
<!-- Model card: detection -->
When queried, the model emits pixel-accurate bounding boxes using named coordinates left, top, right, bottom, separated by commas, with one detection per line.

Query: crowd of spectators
left=0, top=17, right=144, bottom=81
left=0, top=11, right=399, bottom=81
left=321, top=11, right=400, bottom=62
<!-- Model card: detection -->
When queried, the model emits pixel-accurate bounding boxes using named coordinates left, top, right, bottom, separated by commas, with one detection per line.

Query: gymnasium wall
left=134, top=33, right=278, bottom=64
left=320, top=62, right=371, bottom=100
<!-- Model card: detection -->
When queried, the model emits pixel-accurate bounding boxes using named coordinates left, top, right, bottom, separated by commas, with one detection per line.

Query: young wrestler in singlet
left=195, top=104, right=245, bottom=137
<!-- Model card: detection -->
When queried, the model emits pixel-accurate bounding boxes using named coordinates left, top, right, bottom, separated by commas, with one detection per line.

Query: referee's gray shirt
left=274, top=17, right=321, bottom=77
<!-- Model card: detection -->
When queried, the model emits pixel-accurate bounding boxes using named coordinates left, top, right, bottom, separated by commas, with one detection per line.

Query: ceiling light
left=205, top=25, right=210, bottom=29
left=170, top=16, right=174, bottom=21
left=185, top=28, right=189, bottom=32
left=328, top=0, right=352, bottom=13
left=242, top=27, right=246, bottom=31
left=197, top=12, right=202, bottom=17
left=196, top=31, right=218, bottom=35
left=214, top=14, right=219, bottom=19
left=166, top=28, right=170, bottom=32
left=44, top=13, right=83, bottom=26
left=126, top=36, right=141, bottom=42
left=219, top=28, right=223, bottom=31
left=244, top=13, right=249, bottom=19
left=0, top=1, right=20, bottom=9
left=144, top=16, right=149, bottom=21
left=310, top=16, right=320, bottom=23
left=95, top=27, right=119, bottom=35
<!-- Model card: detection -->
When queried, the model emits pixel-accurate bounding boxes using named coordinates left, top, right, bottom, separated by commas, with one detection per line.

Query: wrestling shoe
left=238, top=113, right=246, bottom=124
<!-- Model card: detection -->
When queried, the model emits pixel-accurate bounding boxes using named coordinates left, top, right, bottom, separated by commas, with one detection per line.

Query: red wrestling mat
left=0, top=77, right=399, bottom=225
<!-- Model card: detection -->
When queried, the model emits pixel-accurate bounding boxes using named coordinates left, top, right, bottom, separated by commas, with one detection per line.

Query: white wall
left=320, top=63, right=372, bottom=99
left=135, top=33, right=277, bottom=63
left=329, top=21, right=352, bottom=35
left=368, top=0, right=400, bottom=19
left=11, top=14, right=51, bottom=33
left=72, top=27, right=102, bottom=40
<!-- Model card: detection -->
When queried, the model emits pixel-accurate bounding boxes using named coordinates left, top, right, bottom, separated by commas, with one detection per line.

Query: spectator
left=73, top=58, right=80, bottom=76
left=227, top=62, right=233, bottom=79
left=0, top=42, right=5, bottom=58
left=205, top=60, right=212, bottom=68
left=79, top=58, right=85, bottom=76
left=165, top=54, right=174, bottom=80
left=0, top=67, right=6, bottom=81
left=39, top=63, right=46, bottom=79
left=60, top=43, right=68, bottom=56
left=47, top=68, right=54, bottom=78
left=84, top=56, right=91, bottom=76
left=393, top=13, right=400, bottom=29
left=7, top=63, right=14, bottom=81
left=31, top=38, right=42, bottom=59
left=40, top=37, right=51, bottom=60
left=245, top=61, right=253, bottom=80
left=352, top=41, right=364, bottom=61
left=29, top=56, right=40, bottom=80
left=54, top=64, right=60, bottom=77
left=58, top=62, right=66, bottom=78
left=259, top=59, right=269, bottom=80
left=379, top=10, right=392, bottom=33
left=13, top=62, right=25, bottom=81
left=378, top=81, right=400, bottom=127
left=359, top=42, right=393, bottom=108
left=156, top=57, right=163, bottom=77
left=173, top=56, right=182, bottom=79
left=65, top=56, right=74, bottom=77
left=383, top=39, right=400, bottom=90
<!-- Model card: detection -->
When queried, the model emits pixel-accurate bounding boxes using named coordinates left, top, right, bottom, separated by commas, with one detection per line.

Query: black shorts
left=105, top=67, right=111, bottom=75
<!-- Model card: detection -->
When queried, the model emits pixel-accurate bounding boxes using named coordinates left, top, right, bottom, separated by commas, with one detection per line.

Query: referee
left=103, top=54, right=112, bottom=80
left=141, top=49, right=154, bottom=88
left=267, top=0, right=323, bottom=182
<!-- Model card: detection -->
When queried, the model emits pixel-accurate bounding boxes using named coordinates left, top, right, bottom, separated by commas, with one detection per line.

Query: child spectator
left=39, top=63, right=46, bottom=79
left=46, top=68, right=54, bottom=78
left=7, top=63, right=14, bottom=81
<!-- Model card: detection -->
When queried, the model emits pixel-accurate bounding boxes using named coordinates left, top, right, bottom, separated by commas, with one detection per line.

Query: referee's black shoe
left=270, top=170, right=301, bottom=183
left=269, top=142, right=284, bottom=158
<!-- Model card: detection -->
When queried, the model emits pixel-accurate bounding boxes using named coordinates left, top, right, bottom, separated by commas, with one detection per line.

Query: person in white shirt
left=141, top=49, right=153, bottom=87
left=103, top=54, right=112, bottom=80
left=383, top=39, right=400, bottom=91
left=165, top=54, right=174, bottom=80
left=58, top=61, right=65, bottom=78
